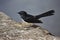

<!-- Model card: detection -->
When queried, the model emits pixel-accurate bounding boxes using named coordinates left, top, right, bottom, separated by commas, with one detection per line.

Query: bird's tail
left=35, top=10, right=55, bottom=19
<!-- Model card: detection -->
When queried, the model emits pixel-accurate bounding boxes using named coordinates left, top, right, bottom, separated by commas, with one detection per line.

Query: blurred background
left=0, top=0, right=60, bottom=36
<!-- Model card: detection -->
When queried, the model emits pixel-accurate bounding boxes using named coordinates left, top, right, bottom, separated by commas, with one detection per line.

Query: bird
left=18, top=10, right=55, bottom=23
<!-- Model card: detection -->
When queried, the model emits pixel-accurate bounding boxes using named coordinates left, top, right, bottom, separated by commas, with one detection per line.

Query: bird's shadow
left=30, top=24, right=55, bottom=36
left=30, top=25, right=40, bottom=28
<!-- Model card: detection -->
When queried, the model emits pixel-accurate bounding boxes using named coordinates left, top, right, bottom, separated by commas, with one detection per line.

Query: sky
left=0, top=0, right=60, bottom=36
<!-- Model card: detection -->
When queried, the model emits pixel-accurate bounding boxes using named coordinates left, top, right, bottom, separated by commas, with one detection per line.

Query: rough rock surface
left=0, top=12, right=60, bottom=40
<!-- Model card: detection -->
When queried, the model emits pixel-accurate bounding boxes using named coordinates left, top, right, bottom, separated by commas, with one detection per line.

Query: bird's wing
left=27, top=14, right=34, bottom=17
left=25, top=14, right=34, bottom=20
left=35, top=10, right=55, bottom=19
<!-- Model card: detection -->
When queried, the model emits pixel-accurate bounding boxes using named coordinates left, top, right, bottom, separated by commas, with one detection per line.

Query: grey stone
left=0, top=12, right=60, bottom=40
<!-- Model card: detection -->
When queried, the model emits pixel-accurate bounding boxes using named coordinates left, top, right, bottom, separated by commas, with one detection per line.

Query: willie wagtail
left=18, top=10, right=55, bottom=23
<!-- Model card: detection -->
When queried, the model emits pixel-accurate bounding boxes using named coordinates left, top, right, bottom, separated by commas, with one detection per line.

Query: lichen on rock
left=0, top=12, right=60, bottom=40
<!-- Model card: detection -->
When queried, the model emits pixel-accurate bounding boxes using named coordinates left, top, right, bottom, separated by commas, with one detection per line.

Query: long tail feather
left=35, top=10, right=55, bottom=19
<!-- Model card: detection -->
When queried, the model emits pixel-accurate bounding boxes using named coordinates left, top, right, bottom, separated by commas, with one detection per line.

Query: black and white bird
left=18, top=10, right=55, bottom=23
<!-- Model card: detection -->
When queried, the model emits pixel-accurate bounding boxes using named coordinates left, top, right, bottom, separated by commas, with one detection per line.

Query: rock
left=0, top=12, right=60, bottom=40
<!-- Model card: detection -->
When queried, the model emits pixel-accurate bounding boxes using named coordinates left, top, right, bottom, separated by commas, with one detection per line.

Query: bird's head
left=18, top=11, right=27, bottom=16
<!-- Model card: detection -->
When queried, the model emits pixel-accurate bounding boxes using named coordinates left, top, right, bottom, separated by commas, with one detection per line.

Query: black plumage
left=18, top=10, right=55, bottom=23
